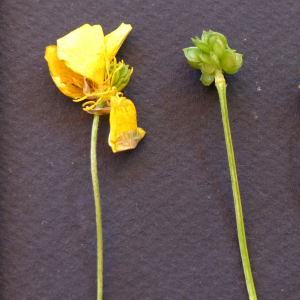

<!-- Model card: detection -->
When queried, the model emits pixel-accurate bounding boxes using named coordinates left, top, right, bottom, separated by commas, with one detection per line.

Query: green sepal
left=192, top=38, right=211, bottom=54
left=183, top=47, right=202, bottom=69
left=200, top=73, right=215, bottom=86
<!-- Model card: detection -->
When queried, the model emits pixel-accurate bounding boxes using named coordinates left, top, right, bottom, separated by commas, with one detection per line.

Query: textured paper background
left=0, top=1, right=300, bottom=299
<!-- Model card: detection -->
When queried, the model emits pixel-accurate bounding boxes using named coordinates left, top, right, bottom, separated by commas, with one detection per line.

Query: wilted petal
left=57, top=24, right=106, bottom=85
left=105, top=23, right=132, bottom=62
left=45, top=45, right=85, bottom=99
left=108, top=95, right=145, bottom=153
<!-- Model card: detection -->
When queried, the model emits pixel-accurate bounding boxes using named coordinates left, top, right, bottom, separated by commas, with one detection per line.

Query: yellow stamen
left=73, top=95, right=88, bottom=102
left=83, top=102, right=98, bottom=111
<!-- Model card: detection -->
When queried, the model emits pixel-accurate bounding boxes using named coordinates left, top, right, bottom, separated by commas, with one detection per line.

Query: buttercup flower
left=44, top=23, right=145, bottom=300
left=45, top=23, right=145, bottom=152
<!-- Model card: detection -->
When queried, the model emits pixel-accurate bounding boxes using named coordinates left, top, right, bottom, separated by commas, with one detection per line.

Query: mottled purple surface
left=0, top=1, right=300, bottom=299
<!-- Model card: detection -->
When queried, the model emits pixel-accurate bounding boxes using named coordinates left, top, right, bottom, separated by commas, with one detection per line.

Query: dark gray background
left=0, top=1, right=300, bottom=299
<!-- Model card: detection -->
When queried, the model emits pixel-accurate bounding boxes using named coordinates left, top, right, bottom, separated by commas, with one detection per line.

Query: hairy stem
left=215, top=69, right=257, bottom=300
left=91, top=114, right=103, bottom=300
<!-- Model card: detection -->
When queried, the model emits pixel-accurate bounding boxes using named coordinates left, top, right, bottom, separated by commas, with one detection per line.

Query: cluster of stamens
left=72, top=57, right=131, bottom=114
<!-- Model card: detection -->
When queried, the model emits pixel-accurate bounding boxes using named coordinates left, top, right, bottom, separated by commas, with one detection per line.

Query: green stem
left=91, top=114, right=103, bottom=300
left=215, top=69, right=257, bottom=300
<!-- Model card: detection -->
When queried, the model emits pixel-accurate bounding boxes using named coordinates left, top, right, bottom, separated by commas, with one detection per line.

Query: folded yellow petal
left=105, top=23, right=132, bottom=62
left=109, top=95, right=145, bottom=153
left=45, top=45, right=85, bottom=99
left=57, top=24, right=106, bottom=85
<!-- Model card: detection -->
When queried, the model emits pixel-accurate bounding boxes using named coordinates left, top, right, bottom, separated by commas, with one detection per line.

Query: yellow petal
left=57, top=24, right=106, bottom=85
left=45, top=45, right=85, bottom=99
left=109, top=95, right=145, bottom=153
left=105, top=23, right=132, bottom=62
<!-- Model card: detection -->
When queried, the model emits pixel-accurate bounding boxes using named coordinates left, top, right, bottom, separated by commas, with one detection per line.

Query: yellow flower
left=44, top=23, right=145, bottom=152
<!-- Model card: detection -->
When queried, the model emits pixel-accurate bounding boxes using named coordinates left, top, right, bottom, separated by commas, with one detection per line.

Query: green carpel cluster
left=183, top=30, right=243, bottom=86
left=109, top=61, right=133, bottom=92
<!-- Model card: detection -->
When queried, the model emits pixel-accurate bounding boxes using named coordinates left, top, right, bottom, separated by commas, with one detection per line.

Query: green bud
left=109, top=61, right=132, bottom=92
left=183, top=47, right=202, bottom=69
left=200, top=73, right=215, bottom=86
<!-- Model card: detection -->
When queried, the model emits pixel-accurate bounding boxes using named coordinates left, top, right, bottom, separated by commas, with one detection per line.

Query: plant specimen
left=45, top=23, right=145, bottom=300
left=183, top=30, right=257, bottom=300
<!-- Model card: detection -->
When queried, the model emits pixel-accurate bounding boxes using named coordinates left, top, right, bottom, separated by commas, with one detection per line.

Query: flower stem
left=91, top=114, right=103, bottom=300
left=215, top=69, right=257, bottom=300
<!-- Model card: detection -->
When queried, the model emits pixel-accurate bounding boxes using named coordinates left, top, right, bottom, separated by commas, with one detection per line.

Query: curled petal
left=105, top=23, right=132, bottom=62
left=45, top=45, right=85, bottom=99
left=109, top=95, right=145, bottom=153
left=57, top=24, right=106, bottom=85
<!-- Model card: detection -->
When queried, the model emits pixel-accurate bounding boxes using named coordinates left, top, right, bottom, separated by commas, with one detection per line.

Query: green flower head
left=183, top=30, right=243, bottom=86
